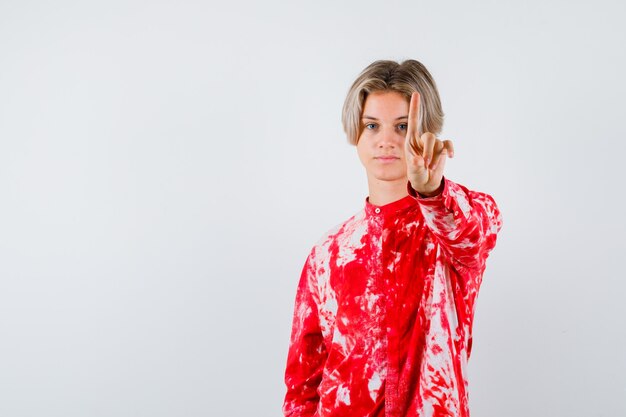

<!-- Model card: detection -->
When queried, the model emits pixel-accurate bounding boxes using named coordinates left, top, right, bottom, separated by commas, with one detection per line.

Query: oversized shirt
left=283, top=178, right=502, bottom=417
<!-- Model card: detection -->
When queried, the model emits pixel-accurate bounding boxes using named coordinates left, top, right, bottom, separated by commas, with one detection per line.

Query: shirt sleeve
left=283, top=254, right=328, bottom=417
left=408, top=177, right=503, bottom=272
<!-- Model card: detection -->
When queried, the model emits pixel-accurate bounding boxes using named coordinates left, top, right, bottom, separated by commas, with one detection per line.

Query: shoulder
left=305, top=208, right=367, bottom=267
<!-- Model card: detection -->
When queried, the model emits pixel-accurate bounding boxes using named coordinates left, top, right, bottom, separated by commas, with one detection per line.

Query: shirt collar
left=364, top=194, right=415, bottom=216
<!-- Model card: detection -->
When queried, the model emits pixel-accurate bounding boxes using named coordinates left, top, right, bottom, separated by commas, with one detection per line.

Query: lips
left=374, top=156, right=400, bottom=161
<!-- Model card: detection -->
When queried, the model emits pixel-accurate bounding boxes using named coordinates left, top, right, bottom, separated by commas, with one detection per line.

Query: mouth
left=374, top=156, right=400, bottom=162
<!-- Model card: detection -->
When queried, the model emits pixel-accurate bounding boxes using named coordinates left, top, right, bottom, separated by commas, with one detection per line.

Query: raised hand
left=405, top=92, right=455, bottom=197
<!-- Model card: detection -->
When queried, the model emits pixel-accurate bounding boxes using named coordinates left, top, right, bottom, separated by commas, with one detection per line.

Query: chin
left=372, top=170, right=407, bottom=183
left=375, top=177, right=406, bottom=183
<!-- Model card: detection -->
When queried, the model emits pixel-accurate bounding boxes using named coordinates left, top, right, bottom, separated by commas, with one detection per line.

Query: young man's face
left=357, top=90, right=409, bottom=185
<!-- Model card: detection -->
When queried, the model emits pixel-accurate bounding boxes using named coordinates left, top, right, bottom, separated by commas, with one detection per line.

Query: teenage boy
left=283, top=59, right=502, bottom=417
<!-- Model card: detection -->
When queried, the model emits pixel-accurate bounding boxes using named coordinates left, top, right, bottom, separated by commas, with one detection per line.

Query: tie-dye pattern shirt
left=283, top=178, right=502, bottom=417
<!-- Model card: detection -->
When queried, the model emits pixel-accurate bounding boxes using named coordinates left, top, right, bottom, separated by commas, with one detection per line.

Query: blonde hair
left=341, top=59, right=444, bottom=145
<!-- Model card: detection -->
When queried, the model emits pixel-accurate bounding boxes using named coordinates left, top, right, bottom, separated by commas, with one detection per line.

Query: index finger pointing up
left=408, top=92, right=421, bottom=136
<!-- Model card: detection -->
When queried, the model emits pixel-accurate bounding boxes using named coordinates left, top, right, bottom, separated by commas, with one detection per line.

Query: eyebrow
left=362, top=115, right=408, bottom=121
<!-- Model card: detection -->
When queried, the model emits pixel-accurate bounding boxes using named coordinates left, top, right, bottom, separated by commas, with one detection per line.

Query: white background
left=1, top=1, right=625, bottom=416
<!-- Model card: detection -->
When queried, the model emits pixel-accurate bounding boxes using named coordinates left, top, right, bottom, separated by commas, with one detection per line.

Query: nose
left=377, top=126, right=402, bottom=148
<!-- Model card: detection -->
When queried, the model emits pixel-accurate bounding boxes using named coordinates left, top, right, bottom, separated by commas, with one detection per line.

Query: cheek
left=356, top=142, right=368, bottom=166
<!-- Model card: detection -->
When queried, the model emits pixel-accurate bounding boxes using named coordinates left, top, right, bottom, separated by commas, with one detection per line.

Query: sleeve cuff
left=407, top=177, right=447, bottom=200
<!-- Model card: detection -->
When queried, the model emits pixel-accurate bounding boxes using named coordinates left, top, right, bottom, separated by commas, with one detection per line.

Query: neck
left=366, top=177, right=409, bottom=206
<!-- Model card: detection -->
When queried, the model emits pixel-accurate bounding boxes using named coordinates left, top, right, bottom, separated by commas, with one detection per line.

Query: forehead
left=362, top=91, right=409, bottom=118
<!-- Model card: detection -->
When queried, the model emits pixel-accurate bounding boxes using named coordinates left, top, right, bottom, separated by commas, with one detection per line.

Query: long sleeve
left=409, top=177, right=503, bottom=272
left=283, top=255, right=328, bottom=417
left=282, top=195, right=501, bottom=416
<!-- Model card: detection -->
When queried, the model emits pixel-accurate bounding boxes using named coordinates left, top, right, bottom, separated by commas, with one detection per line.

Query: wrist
left=411, top=178, right=445, bottom=198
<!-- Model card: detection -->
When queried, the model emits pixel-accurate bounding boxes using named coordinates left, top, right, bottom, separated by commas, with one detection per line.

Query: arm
left=403, top=92, right=502, bottom=271
left=283, top=255, right=328, bottom=417
left=408, top=177, right=502, bottom=271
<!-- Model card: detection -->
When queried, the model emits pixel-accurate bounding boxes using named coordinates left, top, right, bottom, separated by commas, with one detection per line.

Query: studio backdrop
left=0, top=1, right=624, bottom=416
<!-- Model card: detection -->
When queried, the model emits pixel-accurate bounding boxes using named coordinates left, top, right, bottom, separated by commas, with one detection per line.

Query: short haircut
left=341, top=59, right=444, bottom=145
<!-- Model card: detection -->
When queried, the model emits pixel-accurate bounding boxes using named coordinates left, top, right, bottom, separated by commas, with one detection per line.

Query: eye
left=397, top=123, right=408, bottom=131
left=364, top=123, right=377, bottom=130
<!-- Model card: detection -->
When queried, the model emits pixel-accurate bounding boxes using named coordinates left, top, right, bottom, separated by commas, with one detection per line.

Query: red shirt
left=283, top=178, right=502, bottom=417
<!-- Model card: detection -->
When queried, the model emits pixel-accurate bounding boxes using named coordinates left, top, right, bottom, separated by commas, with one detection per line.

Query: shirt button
left=375, top=208, right=381, bottom=214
